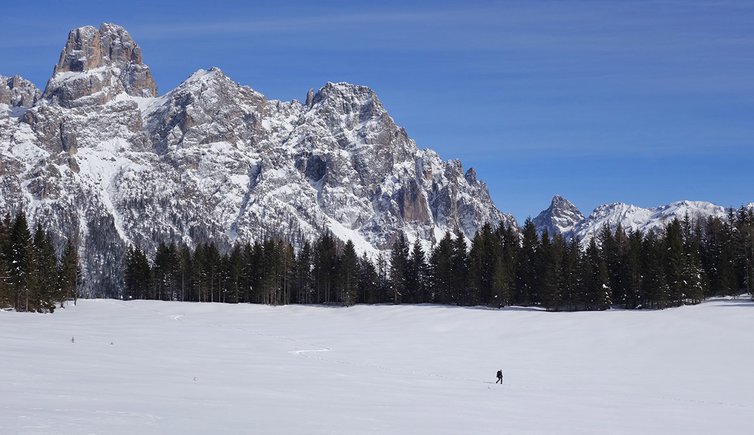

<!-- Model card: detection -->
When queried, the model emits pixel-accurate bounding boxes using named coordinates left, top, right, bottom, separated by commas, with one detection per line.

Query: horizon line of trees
left=0, top=212, right=81, bottom=312
left=125, top=206, right=754, bottom=311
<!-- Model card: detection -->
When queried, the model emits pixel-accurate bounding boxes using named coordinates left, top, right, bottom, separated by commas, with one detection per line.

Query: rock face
left=42, top=23, right=157, bottom=107
left=532, top=195, right=584, bottom=237
left=0, top=23, right=515, bottom=297
left=0, top=75, right=41, bottom=108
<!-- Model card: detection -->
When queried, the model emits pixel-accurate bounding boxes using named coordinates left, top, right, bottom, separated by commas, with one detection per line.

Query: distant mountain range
left=532, top=195, right=752, bottom=242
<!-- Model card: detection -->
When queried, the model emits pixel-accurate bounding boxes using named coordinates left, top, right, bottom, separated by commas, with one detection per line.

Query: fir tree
left=584, top=239, right=611, bottom=310
left=702, top=216, right=736, bottom=296
left=491, top=224, right=517, bottom=307
left=540, top=232, right=565, bottom=310
left=30, top=224, right=58, bottom=312
left=664, top=219, right=686, bottom=306
left=407, top=239, right=429, bottom=303
left=515, top=219, right=538, bottom=306
left=451, top=230, right=470, bottom=305
left=293, top=241, right=313, bottom=304
left=8, top=211, right=33, bottom=311
left=622, top=230, right=643, bottom=309
left=640, top=231, right=669, bottom=308
left=429, top=231, right=454, bottom=304
left=58, top=239, right=81, bottom=307
left=357, top=254, right=379, bottom=304
left=125, top=245, right=151, bottom=300
left=389, top=234, right=410, bottom=304
left=0, top=215, right=9, bottom=308
left=313, top=233, right=338, bottom=304
left=339, top=240, right=359, bottom=306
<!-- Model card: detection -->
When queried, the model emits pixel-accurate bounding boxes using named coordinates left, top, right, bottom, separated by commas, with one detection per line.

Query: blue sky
left=1, top=0, right=752, bottom=221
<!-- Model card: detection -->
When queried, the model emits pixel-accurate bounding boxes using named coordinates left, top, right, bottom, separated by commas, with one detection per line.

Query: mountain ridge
left=0, top=23, right=515, bottom=296
left=532, top=195, right=742, bottom=242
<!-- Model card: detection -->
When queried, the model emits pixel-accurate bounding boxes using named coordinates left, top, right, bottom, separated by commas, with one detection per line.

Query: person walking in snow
left=496, top=369, right=503, bottom=384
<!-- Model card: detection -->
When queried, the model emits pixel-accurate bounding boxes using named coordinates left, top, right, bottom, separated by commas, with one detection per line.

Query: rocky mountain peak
left=311, top=82, right=382, bottom=113
left=42, top=23, right=157, bottom=107
left=52, top=23, right=145, bottom=74
left=533, top=194, right=584, bottom=237
left=0, top=75, right=41, bottom=108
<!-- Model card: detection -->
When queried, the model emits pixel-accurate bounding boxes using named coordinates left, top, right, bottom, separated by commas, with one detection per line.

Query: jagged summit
left=532, top=195, right=584, bottom=237
left=43, top=23, right=157, bottom=107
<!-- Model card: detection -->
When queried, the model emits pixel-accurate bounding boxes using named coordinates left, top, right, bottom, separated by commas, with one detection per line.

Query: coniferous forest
left=125, top=207, right=754, bottom=311
left=0, top=212, right=81, bottom=312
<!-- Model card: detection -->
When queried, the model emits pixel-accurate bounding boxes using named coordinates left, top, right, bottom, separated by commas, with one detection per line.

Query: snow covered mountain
left=533, top=196, right=730, bottom=242
left=0, top=23, right=515, bottom=296
left=532, top=195, right=584, bottom=237
left=571, top=200, right=728, bottom=242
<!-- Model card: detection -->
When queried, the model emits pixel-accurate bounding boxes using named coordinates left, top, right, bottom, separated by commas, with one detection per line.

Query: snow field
left=1, top=298, right=753, bottom=434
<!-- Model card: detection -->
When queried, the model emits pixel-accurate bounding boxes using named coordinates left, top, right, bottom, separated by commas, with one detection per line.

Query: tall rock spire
left=532, top=195, right=584, bottom=237
left=43, top=23, right=157, bottom=107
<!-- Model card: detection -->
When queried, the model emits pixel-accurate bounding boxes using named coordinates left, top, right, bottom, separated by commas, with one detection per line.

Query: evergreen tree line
left=124, top=207, right=754, bottom=310
left=0, top=212, right=81, bottom=312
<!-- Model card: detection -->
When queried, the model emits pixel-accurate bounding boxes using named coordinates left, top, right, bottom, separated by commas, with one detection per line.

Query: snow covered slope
left=0, top=24, right=514, bottom=296
left=571, top=200, right=727, bottom=242
left=1, top=299, right=753, bottom=434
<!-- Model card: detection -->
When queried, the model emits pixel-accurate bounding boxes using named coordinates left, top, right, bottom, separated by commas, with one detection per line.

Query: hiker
left=496, top=369, right=503, bottom=384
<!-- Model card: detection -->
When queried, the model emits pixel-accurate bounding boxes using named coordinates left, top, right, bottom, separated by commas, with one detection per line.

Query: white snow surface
left=2, top=298, right=753, bottom=434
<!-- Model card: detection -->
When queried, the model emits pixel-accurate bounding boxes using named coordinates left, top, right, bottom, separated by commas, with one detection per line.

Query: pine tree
left=560, top=238, right=582, bottom=310
left=58, top=239, right=81, bottom=307
left=429, top=231, right=454, bottom=304
left=356, top=254, right=379, bottom=304
left=664, top=219, right=685, bottom=306
left=640, top=231, right=669, bottom=308
left=451, top=230, right=470, bottom=305
left=468, top=223, right=500, bottom=306
left=30, top=224, right=58, bottom=312
left=176, top=244, right=193, bottom=302
left=540, top=232, right=565, bottom=310
left=733, top=206, right=754, bottom=296
left=622, top=230, right=643, bottom=309
left=702, top=216, right=736, bottom=296
left=490, top=224, right=517, bottom=308
left=124, top=245, right=150, bottom=300
left=339, top=240, right=359, bottom=306
left=225, top=244, right=243, bottom=304
left=515, top=219, right=538, bottom=306
left=153, top=242, right=179, bottom=301
left=313, top=233, right=338, bottom=304
left=0, top=215, right=9, bottom=308
left=407, top=239, right=429, bottom=303
left=292, top=241, right=313, bottom=304
left=9, top=211, right=33, bottom=311
left=583, top=239, right=611, bottom=310
left=389, top=234, right=409, bottom=304
left=601, top=224, right=628, bottom=306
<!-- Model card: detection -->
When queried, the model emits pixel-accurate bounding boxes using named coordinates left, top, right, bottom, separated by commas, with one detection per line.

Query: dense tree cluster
left=125, top=234, right=386, bottom=306
left=0, top=212, right=81, bottom=312
left=125, top=207, right=754, bottom=310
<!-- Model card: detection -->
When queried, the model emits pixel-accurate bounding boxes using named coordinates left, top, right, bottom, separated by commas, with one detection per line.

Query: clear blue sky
left=1, top=0, right=752, bottom=222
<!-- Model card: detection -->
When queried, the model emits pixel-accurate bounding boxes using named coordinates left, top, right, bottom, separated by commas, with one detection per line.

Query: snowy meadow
left=2, top=298, right=753, bottom=434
